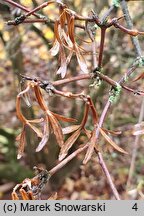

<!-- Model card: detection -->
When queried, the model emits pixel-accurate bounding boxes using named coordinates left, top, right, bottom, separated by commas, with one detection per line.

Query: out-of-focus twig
left=120, top=0, right=144, bottom=191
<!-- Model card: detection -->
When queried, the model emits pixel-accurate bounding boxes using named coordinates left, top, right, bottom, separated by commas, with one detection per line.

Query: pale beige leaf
left=49, top=40, right=60, bottom=56
left=36, top=119, right=49, bottom=152
left=62, top=29, right=73, bottom=48
left=28, top=118, right=44, bottom=123
left=57, top=46, right=67, bottom=78
left=99, top=127, right=128, bottom=154
left=62, top=125, right=80, bottom=135
left=75, top=45, right=88, bottom=73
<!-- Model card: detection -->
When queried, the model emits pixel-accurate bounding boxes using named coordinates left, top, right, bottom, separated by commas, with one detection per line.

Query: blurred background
left=0, top=0, right=144, bottom=199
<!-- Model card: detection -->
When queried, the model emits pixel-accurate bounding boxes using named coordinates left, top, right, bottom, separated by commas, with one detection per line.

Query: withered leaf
left=17, top=127, right=26, bottom=159
left=52, top=112, right=77, bottom=123
left=83, top=130, right=96, bottom=164
left=83, top=128, right=92, bottom=139
left=34, top=85, right=47, bottom=111
left=36, top=118, right=50, bottom=152
left=28, top=123, right=43, bottom=138
left=132, top=72, right=144, bottom=82
left=22, top=92, right=31, bottom=107
left=12, top=192, right=19, bottom=200
left=59, top=128, right=81, bottom=161
left=28, top=118, right=44, bottom=123
left=75, top=45, right=88, bottom=73
left=48, top=112, right=64, bottom=147
left=16, top=96, right=27, bottom=123
left=99, top=127, right=128, bottom=154
left=49, top=40, right=60, bottom=56
left=54, top=20, right=62, bottom=44
left=68, top=16, right=75, bottom=44
left=57, top=45, right=67, bottom=78
left=62, top=125, right=80, bottom=135
left=102, top=128, right=122, bottom=136
left=62, top=30, right=73, bottom=48
left=19, top=189, right=30, bottom=200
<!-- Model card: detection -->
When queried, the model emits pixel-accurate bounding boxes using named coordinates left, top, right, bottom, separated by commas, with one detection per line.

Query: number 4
left=132, top=203, right=138, bottom=211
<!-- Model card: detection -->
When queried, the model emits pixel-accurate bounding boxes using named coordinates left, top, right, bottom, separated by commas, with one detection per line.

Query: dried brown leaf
left=83, top=128, right=92, bottom=139
left=59, top=128, right=81, bottom=161
left=16, top=96, right=27, bottom=123
left=17, top=127, right=26, bottom=159
left=28, top=123, right=43, bottom=138
left=57, top=46, right=67, bottom=78
left=12, top=192, right=19, bottom=200
left=52, top=112, right=77, bottom=123
left=132, top=72, right=144, bottom=82
left=54, top=20, right=62, bottom=44
left=99, top=127, right=128, bottom=154
left=34, top=85, right=47, bottom=111
left=83, top=130, right=96, bottom=164
left=19, top=189, right=30, bottom=200
left=68, top=16, right=75, bottom=44
left=48, top=112, right=64, bottom=147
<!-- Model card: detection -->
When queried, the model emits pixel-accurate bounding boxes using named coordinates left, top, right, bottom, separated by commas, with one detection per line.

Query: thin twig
left=120, top=0, right=144, bottom=191
left=49, top=144, right=88, bottom=176
left=120, top=0, right=142, bottom=57
left=126, top=99, right=144, bottom=189
left=97, top=152, right=121, bottom=200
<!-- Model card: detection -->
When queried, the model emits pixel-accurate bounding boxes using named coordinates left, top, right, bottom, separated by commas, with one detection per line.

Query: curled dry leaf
left=99, top=127, right=128, bottom=154
left=59, top=127, right=81, bottom=161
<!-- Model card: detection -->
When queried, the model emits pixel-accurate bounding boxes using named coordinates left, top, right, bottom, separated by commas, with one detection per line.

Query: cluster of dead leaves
left=50, top=4, right=88, bottom=78
left=16, top=79, right=127, bottom=164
